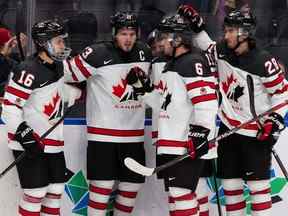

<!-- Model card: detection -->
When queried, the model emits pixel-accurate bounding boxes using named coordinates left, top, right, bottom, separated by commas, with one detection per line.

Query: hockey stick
left=124, top=100, right=288, bottom=176
left=15, top=0, right=25, bottom=61
left=247, top=75, right=288, bottom=181
left=0, top=104, right=75, bottom=179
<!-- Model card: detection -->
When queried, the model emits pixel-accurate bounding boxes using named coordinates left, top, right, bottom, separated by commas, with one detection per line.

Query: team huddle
left=1, top=4, right=288, bottom=216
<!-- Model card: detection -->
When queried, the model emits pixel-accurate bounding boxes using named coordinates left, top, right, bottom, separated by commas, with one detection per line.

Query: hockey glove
left=126, top=66, right=153, bottom=96
left=15, top=122, right=43, bottom=158
left=257, top=112, right=285, bottom=142
left=177, top=4, right=205, bottom=33
left=188, top=125, right=210, bottom=158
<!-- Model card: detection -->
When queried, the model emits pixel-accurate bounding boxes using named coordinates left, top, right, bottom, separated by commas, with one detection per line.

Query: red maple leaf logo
left=43, top=92, right=61, bottom=117
left=155, top=80, right=167, bottom=92
left=222, top=74, right=237, bottom=94
left=112, top=78, right=128, bottom=98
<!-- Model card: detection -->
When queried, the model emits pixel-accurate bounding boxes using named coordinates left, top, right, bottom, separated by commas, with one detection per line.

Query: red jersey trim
left=87, top=127, right=144, bottom=137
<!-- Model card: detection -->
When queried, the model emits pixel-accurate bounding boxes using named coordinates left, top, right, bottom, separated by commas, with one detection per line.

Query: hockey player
left=146, top=26, right=217, bottom=216
left=63, top=12, right=152, bottom=216
left=128, top=14, right=218, bottom=216
left=178, top=5, right=288, bottom=216
left=1, top=20, right=72, bottom=216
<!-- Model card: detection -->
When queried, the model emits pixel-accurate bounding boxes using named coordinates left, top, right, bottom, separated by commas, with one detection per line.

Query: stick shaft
left=153, top=100, right=288, bottom=174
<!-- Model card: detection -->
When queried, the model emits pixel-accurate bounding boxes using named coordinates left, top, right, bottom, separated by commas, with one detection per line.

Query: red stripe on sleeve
left=191, top=93, right=217, bottom=104
left=6, top=86, right=30, bottom=100
left=222, top=111, right=258, bottom=130
left=270, top=84, right=288, bottom=96
left=74, top=55, right=92, bottom=79
left=263, top=74, right=284, bottom=88
left=3, top=99, right=22, bottom=108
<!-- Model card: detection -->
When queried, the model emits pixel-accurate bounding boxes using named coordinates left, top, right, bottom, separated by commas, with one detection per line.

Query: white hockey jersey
left=194, top=31, right=288, bottom=137
left=143, top=50, right=218, bottom=157
left=1, top=56, right=66, bottom=153
left=64, top=41, right=152, bottom=143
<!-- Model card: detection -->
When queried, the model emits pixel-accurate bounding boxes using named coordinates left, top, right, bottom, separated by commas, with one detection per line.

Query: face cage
left=45, top=34, right=72, bottom=61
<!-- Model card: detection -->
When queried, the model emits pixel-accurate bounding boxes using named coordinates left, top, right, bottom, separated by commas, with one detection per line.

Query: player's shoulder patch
left=80, top=41, right=114, bottom=68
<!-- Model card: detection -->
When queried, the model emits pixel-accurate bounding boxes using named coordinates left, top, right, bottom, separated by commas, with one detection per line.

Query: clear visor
left=46, top=33, right=71, bottom=61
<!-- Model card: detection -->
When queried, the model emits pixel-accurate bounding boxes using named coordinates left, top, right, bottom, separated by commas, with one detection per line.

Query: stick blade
left=124, top=157, right=154, bottom=176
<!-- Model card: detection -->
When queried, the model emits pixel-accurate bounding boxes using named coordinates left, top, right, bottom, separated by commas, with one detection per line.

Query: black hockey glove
left=188, top=125, right=210, bottom=159
left=177, top=4, right=205, bottom=33
left=126, top=66, right=153, bottom=96
left=257, top=112, right=285, bottom=143
left=14, top=122, right=43, bottom=158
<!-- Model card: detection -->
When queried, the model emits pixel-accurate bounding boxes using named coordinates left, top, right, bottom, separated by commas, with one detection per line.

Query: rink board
left=0, top=118, right=288, bottom=216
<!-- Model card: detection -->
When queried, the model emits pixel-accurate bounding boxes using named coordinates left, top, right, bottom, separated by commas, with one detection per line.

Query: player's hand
left=15, top=122, right=43, bottom=158
left=177, top=4, right=205, bottom=33
left=257, top=112, right=285, bottom=141
left=126, top=66, right=153, bottom=96
left=188, top=125, right=210, bottom=158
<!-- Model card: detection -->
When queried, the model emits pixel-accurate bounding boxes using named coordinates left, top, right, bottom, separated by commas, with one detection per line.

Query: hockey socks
left=196, top=178, right=209, bottom=216
left=169, top=187, right=199, bottom=216
left=19, top=187, right=47, bottom=216
left=88, top=180, right=115, bottom=216
left=113, top=182, right=142, bottom=216
left=222, top=179, right=246, bottom=216
left=41, top=183, right=64, bottom=216
left=247, top=180, right=272, bottom=216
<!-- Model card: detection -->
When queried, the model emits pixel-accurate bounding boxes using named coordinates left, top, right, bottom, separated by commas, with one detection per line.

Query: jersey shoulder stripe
left=80, top=41, right=152, bottom=69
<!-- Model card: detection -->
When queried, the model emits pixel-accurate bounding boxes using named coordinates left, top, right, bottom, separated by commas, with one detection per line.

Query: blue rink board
left=1, top=114, right=288, bottom=126
left=0, top=118, right=153, bottom=126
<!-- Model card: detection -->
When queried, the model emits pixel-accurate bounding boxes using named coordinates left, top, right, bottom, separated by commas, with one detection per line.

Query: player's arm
left=63, top=46, right=98, bottom=82
left=177, top=4, right=216, bottom=51
left=1, top=67, right=34, bottom=130
left=257, top=57, right=288, bottom=140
